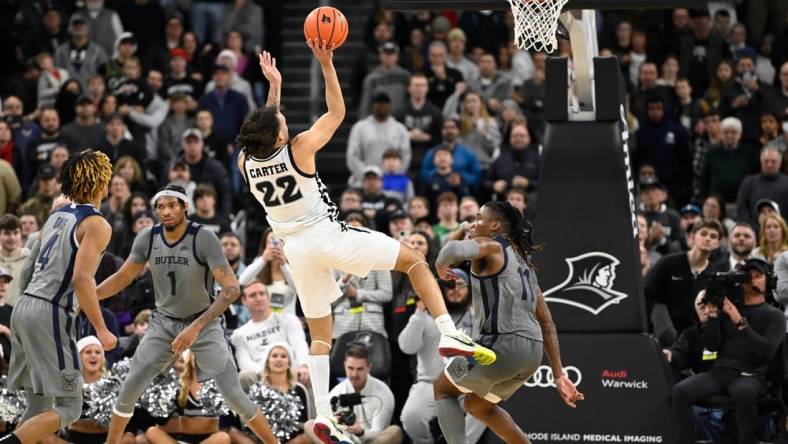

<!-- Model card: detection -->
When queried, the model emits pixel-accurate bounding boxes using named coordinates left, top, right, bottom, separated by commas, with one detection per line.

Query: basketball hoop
left=507, top=0, right=570, bottom=52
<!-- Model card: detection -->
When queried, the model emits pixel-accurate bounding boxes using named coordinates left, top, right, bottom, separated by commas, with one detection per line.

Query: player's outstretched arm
left=290, top=39, right=346, bottom=156
left=259, top=51, right=281, bottom=111
left=72, top=216, right=117, bottom=351
left=172, top=265, right=241, bottom=354
left=96, top=259, right=146, bottom=301
left=535, top=288, right=584, bottom=408
left=435, top=237, right=502, bottom=277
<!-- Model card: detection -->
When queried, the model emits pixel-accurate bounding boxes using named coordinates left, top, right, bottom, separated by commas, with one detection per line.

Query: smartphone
left=272, top=238, right=281, bottom=247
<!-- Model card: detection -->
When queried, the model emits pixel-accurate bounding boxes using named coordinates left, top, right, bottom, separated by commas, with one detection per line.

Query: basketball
left=303, top=6, right=349, bottom=49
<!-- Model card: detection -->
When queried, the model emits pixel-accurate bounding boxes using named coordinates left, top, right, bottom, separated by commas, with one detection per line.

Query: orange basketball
left=303, top=6, right=349, bottom=50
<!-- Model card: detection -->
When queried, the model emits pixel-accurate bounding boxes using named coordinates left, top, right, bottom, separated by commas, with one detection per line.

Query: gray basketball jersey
left=24, top=203, right=103, bottom=312
left=470, top=236, right=543, bottom=341
left=130, top=222, right=229, bottom=319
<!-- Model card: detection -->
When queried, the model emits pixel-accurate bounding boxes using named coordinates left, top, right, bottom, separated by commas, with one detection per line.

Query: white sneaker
left=313, top=414, right=353, bottom=444
left=438, top=331, right=497, bottom=365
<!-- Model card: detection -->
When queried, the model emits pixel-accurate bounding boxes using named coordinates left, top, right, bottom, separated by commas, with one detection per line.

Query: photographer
left=672, top=259, right=786, bottom=444
left=305, top=346, right=402, bottom=444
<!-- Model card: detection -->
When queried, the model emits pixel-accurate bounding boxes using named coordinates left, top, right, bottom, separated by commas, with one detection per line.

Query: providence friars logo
left=542, top=252, right=628, bottom=315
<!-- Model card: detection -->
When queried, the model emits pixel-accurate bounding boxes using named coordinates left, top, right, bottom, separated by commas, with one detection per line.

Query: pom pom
left=138, top=368, right=179, bottom=418
left=0, top=375, right=27, bottom=424
left=197, top=380, right=230, bottom=417
left=247, top=383, right=304, bottom=441
left=82, top=358, right=134, bottom=427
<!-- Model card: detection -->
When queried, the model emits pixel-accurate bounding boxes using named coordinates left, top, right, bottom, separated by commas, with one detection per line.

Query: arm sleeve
left=239, top=256, right=266, bottom=285
left=128, top=228, right=153, bottom=264
left=283, top=314, right=310, bottom=367
left=357, top=270, right=392, bottom=304
left=436, top=240, right=481, bottom=267
left=230, top=330, right=264, bottom=374
left=196, top=229, right=230, bottom=270
left=397, top=310, right=429, bottom=354
left=774, top=252, right=788, bottom=304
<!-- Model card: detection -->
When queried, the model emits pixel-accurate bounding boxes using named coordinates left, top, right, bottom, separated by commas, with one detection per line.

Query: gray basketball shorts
left=7, top=296, right=83, bottom=398
left=130, top=311, right=235, bottom=381
left=444, top=334, right=543, bottom=403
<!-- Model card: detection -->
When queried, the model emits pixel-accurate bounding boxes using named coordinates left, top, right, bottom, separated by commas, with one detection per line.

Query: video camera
left=331, top=393, right=363, bottom=426
left=701, top=270, right=750, bottom=309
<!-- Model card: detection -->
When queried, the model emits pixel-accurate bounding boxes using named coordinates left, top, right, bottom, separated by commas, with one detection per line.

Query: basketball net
left=507, top=0, right=569, bottom=52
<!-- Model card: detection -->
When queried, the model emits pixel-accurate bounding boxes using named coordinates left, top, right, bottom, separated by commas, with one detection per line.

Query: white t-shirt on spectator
left=231, top=312, right=309, bottom=374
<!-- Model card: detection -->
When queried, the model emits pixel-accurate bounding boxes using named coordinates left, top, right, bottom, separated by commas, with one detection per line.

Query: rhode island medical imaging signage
left=488, top=334, right=674, bottom=444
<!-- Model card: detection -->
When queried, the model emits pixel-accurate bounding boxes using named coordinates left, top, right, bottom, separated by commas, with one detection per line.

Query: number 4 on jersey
left=37, top=233, right=60, bottom=271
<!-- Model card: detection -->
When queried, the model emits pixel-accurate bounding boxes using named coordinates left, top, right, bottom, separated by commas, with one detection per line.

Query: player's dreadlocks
left=59, top=149, right=113, bottom=203
left=486, top=200, right=543, bottom=268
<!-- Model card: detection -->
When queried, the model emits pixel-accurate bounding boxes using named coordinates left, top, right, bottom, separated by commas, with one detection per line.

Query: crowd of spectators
left=0, top=0, right=788, bottom=443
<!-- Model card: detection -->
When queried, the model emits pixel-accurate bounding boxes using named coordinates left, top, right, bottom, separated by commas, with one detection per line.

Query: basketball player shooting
left=1, top=150, right=117, bottom=444
left=433, top=201, right=584, bottom=444
left=236, top=39, right=497, bottom=444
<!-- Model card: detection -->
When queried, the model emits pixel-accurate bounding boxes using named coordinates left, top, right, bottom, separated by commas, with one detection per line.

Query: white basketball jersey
left=243, top=144, right=340, bottom=235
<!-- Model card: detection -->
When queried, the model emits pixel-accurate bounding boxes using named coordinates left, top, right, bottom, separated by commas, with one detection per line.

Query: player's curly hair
left=60, top=149, right=113, bottom=203
left=236, top=106, right=280, bottom=158
left=485, top=200, right=543, bottom=269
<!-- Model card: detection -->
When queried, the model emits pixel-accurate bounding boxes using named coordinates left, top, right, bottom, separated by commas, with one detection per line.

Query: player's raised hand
left=97, top=328, right=118, bottom=352
left=306, top=38, right=333, bottom=65
left=258, top=51, right=281, bottom=86
left=555, top=375, right=585, bottom=408
left=172, top=324, right=200, bottom=354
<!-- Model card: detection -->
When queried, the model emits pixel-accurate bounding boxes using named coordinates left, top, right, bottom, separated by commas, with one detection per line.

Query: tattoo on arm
left=193, top=266, right=240, bottom=328
left=536, top=291, right=563, bottom=375
left=266, top=84, right=281, bottom=111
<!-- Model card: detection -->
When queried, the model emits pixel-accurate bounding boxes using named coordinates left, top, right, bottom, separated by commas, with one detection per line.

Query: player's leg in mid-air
left=284, top=224, right=496, bottom=444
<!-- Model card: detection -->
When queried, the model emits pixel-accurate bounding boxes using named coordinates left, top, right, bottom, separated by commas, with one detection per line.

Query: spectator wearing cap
left=163, top=48, right=204, bottom=106
left=205, top=49, right=256, bottom=111
left=347, top=92, right=411, bottom=187
left=198, top=63, right=250, bottom=145
left=359, top=41, right=411, bottom=118
left=466, top=51, right=513, bottom=114
left=701, top=117, right=759, bottom=206
left=54, top=15, right=109, bottom=90
left=634, top=95, right=693, bottom=205
left=332, top=214, right=393, bottom=340
left=100, top=32, right=137, bottom=91
left=72, top=0, right=124, bottom=57
left=638, top=177, right=684, bottom=255
left=678, top=8, right=724, bottom=100
left=360, top=165, right=399, bottom=230
left=714, top=222, right=757, bottom=272
left=446, top=28, right=480, bottom=83
left=61, top=93, right=106, bottom=152
left=485, top=119, right=540, bottom=198
left=672, top=258, right=784, bottom=444
left=719, top=55, right=768, bottom=147
left=157, top=92, right=195, bottom=164
left=35, top=51, right=71, bottom=108
left=0, top=215, right=31, bottom=308
left=388, top=210, right=413, bottom=241
left=394, top=72, right=444, bottom=164
left=0, top=267, right=13, bottom=362
left=171, top=128, right=232, bottom=218
left=678, top=204, right=702, bottom=244
left=382, top=149, right=414, bottom=203
left=755, top=199, right=781, bottom=228
left=425, top=41, right=465, bottom=109
left=191, top=183, right=231, bottom=235
left=21, top=8, right=68, bottom=59
left=736, top=146, right=788, bottom=226
left=96, top=112, right=144, bottom=165
left=420, top=118, right=482, bottom=189
left=24, top=106, right=63, bottom=189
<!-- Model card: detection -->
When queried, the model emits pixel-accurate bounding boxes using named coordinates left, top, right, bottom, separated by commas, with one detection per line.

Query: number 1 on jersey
left=167, top=271, right=176, bottom=296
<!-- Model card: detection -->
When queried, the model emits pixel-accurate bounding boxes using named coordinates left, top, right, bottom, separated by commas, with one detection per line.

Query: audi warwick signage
left=488, top=334, right=674, bottom=443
